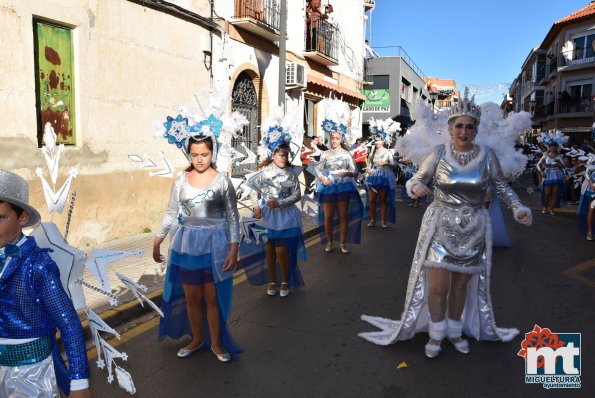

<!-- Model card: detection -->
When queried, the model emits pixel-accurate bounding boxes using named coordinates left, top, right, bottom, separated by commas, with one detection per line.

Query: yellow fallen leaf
left=397, top=361, right=409, bottom=369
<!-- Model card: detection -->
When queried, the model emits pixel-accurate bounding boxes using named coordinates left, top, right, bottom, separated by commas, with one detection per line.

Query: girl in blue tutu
left=537, top=141, right=566, bottom=214
left=578, top=154, right=595, bottom=240
left=313, top=99, right=363, bottom=254
left=243, top=110, right=306, bottom=297
left=366, top=118, right=399, bottom=228
left=153, top=116, right=243, bottom=362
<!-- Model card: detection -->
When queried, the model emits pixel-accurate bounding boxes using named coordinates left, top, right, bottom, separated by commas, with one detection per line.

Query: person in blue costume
left=578, top=154, right=595, bottom=240
left=0, top=169, right=91, bottom=397
left=153, top=135, right=242, bottom=362
left=314, top=126, right=363, bottom=254
left=485, top=185, right=512, bottom=248
left=247, top=141, right=306, bottom=298
left=366, top=118, right=399, bottom=228
left=537, top=142, right=566, bottom=215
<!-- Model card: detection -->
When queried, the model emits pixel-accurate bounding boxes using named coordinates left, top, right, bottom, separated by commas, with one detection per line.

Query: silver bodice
left=409, top=144, right=522, bottom=210
left=249, top=164, right=301, bottom=208
left=368, top=147, right=395, bottom=170
left=315, top=147, right=358, bottom=182
left=156, top=172, right=240, bottom=242
left=537, top=154, right=563, bottom=171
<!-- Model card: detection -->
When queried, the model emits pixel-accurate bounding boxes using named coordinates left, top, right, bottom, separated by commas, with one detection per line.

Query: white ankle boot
left=425, top=320, right=447, bottom=358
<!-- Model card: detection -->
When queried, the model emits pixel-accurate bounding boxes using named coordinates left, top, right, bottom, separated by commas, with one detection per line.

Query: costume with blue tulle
left=156, top=172, right=242, bottom=357
left=242, top=164, right=306, bottom=288
left=314, top=147, right=363, bottom=244
left=0, top=236, right=89, bottom=396
left=578, top=165, right=595, bottom=235
left=487, top=186, right=511, bottom=248
left=366, top=147, right=396, bottom=223
left=537, top=153, right=566, bottom=208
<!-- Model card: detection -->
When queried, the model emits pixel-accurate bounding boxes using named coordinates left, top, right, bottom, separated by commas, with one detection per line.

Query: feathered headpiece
left=536, top=130, right=569, bottom=148
left=448, top=87, right=481, bottom=123
left=368, top=117, right=400, bottom=146
left=158, top=89, right=248, bottom=168
left=258, top=106, right=303, bottom=161
left=319, top=98, right=351, bottom=143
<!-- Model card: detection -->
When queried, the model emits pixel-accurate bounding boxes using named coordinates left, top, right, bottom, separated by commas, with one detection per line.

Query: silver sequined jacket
left=156, top=172, right=240, bottom=243
left=249, top=164, right=301, bottom=208
left=368, top=147, right=396, bottom=170
left=315, top=147, right=358, bottom=183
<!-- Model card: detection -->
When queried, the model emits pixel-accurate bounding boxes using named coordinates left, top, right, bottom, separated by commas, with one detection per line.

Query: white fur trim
left=447, top=317, right=464, bottom=338
left=513, top=205, right=533, bottom=226
left=428, top=319, right=447, bottom=340
left=406, top=180, right=421, bottom=199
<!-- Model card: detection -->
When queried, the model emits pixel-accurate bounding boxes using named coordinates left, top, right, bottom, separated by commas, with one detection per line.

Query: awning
left=307, top=76, right=366, bottom=101
left=559, top=126, right=592, bottom=133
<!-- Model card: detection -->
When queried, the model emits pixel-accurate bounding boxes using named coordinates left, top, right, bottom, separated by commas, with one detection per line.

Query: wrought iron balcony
left=304, top=19, right=339, bottom=66
left=547, top=57, right=558, bottom=76
left=231, top=0, right=280, bottom=42
left=558, top=96, right=593, bottom=114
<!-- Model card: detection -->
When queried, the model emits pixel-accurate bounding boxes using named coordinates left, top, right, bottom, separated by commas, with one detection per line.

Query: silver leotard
left=156, top=172, right=240, bottom=243
left=249, top=164, right=301, bottom=208
left=315, top=147, right=358, bottom=184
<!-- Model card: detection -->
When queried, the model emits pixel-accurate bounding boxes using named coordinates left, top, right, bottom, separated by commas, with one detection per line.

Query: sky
left=368, top=0, right=591, bottom=104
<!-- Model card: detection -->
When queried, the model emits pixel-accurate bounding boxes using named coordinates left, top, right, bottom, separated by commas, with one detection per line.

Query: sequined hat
left=448, top=87, right=481, bottom=123
left=0, top=169, right=41, bottom=227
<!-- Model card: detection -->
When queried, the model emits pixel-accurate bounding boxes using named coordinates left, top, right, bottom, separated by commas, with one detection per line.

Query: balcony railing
left=232, top=0, right=280, bottom=41
left=304, top=19, right=339, bottom=65
left=560, top=48, right=595, bottom=68
left=536, top=64, right=546, bottom=82
left=559, top=96, right=593, bottom=113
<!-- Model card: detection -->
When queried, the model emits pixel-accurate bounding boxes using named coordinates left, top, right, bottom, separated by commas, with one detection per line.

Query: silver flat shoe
left=340, top=244, right=349, bottom=254
left=324, top=243, right=333, bottom=252
left=177, top=341, right=204, bottom=358
left=279, top=283, right=289, bottom=298
left=211, top=346, right=231, bottom=362
left=424, top=339, right=442, bottom=359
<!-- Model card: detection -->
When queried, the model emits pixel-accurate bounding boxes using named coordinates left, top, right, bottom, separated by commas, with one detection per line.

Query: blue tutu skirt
left=159, top=218, right=242, bottom=357
left=540, top=169, right=566, bottom=208
left=241, top=205, right=306, bottom=288
left=366, top=168, right=396, bottom=224
left=315, top=179, right=364, bottom=244
left=577, top=189, right=595, bottom=235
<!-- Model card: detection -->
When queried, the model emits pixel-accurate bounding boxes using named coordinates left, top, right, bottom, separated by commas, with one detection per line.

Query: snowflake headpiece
left=368, top=117, right=400, bottom=146
left=319, top=98, right=351, bottom=143
left=258, top=106, right=303, bottom=161
left=158, top=89, right=248, bottom=167
left=448, top=87, right=481, bottom=123
left=536, top=130, right=568, bottom=148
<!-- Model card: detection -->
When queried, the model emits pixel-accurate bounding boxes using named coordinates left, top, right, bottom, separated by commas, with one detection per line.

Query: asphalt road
left=88, top=196, right=594, bottom=398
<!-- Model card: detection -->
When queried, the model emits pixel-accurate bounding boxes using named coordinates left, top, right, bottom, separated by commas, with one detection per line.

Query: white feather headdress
left=258, top=106, right=304, bottom=162
left=319, top=98, right=353, bottom=145
left=368, top=117, right=400, bottom=146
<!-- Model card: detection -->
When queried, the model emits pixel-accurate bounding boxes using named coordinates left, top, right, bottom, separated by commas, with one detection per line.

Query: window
left=33, top=20, right=76, bottom=145
left=568, top=83, right=591, bottom=101
left=369, top=75, right=389, bottom=90
left=572, top=34, right=595, bottom=60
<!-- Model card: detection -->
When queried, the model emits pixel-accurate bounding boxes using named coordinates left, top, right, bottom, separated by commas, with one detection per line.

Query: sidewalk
left=80, top=202, right=322, bottom=330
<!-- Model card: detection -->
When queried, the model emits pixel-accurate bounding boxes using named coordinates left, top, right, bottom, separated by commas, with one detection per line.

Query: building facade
left=0, top=0, right=369, bottom=246
left=509, top=1, right=595, bottom=143
left=361, top=50, right=431, bottom=137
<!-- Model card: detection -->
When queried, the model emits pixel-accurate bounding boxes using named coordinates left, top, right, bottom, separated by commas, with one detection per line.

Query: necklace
left=450, top=143, right=480, bottom=166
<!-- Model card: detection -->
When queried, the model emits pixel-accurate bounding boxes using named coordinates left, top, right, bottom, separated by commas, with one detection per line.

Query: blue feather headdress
left=319, top=98, right=351, bottom=143
left=258, top=106, right=303, bottom=161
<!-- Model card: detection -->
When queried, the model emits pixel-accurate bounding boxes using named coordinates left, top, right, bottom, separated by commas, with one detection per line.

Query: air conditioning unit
left=286, top=62, right=307, bottom=90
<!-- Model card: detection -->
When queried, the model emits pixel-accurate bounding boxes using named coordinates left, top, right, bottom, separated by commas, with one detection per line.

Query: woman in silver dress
left=153, top=135, right=241, bottom=362
left=360, top=93, right=532, bottom=358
